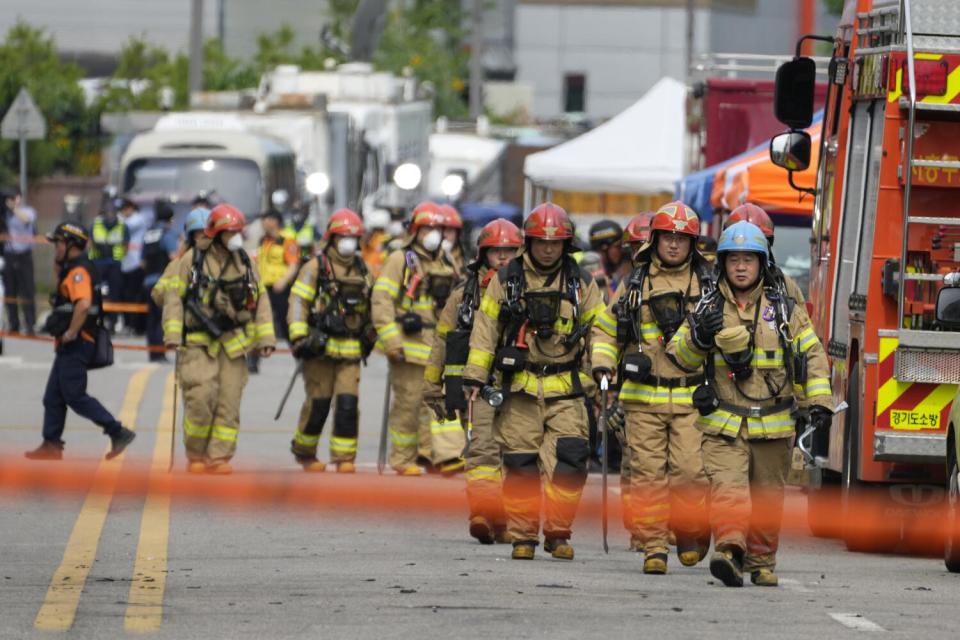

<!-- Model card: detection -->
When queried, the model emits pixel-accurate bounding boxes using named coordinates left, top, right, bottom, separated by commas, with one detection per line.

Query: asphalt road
left=1, top=335, right=959, bottom=639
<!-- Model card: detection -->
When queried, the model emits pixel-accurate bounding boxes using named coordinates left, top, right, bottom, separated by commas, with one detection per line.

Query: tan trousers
left=292, top=358, right=361, bottom=462
left=430, top=413, right=467, bottom=465
left=701, top=426, right=791, bottom=571
left=495, top=392, right=589, bottom=543
left=179, top=346, right=248, bottom=463
left=387, top=360, right=427, bottom=469
left=623, top=406, right=709, bottom=554
left=464, top=400, right=505, bottom=527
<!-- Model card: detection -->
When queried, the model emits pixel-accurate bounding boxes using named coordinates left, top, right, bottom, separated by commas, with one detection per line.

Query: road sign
left=1, top=88, right=46, bottom=140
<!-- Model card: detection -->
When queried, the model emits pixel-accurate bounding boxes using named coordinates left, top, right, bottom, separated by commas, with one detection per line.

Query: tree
left=823, top=0, right=845, bottom=16
left=0, top=21, right=98, bottom=181
left=373, top=0, right=469, bottom=118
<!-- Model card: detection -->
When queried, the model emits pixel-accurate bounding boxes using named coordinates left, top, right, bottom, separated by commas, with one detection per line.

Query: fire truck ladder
left=897, top=0, right=960, bottom=353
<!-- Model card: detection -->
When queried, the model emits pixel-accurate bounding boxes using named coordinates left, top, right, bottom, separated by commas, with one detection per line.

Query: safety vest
left=90, top=217, right=126, bottom=261
left=282, top=221, right=316, bottom=261
left=257, top=237, right=291, bottom=286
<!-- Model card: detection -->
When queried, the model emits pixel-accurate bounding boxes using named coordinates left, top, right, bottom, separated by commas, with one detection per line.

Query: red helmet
left=524, top=202, right=573, bottom=240
left=409, top=201, right=445, bottom=235
left=205, top=203, right=246, bottom=238
left=325, top=208, right=364, bottom=240
left=477, top=218, right=523, bottom=249
left=439, top=204, right=463, bottom=229
left=650, top=201, right=700, bottom=238
left=725, top=203, right=774, bottom=240
left=624, top=212, right=655, bottom=244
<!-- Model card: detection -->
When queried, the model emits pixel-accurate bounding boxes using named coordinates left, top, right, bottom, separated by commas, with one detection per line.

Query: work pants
left=144, top=283, right=165, bottom=361
left=496, top=391, right=589, bottom=543
left=94, top=259, right=122, bottom=329
left=121, top=267, right=145, bottom=334
left=292, top=357, right=360, bottom=462
left=387, top=360, right=428, bottom=469
left=464, top=399, right=505, bottom=528
left=624, top=406, right=709, bottom=555
left=179, top=346, right=248, bottom=463
left=3, top=250, right=36, bottom=332
left=701, top=425, right=792, bottom=572
left=42, top=339, right=123, bottom=442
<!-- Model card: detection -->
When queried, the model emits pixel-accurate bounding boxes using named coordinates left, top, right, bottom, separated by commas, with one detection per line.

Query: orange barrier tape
left=3, top=296, right=150, bottom=313
left=0, top=459, right=948, bottom=555
left=0, top=330, right=293, bottom=355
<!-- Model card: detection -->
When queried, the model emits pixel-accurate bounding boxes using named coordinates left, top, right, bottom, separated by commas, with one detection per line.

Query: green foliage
left=822, top=0, right=845, bottom=16
left=0, top=21, right=97, bottom=182
left=373, top=0, right=469, bottom=118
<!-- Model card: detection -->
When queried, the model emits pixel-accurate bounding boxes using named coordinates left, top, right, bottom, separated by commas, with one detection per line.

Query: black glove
left=689, top=304, right=724, bottom=349
left=592, top=367, right=612, bottom=386
left=808, top=406, right=833, bottom=432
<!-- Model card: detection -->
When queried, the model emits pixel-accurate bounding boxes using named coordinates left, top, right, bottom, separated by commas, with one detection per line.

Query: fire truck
left=769, top=0, right=960, bottom=555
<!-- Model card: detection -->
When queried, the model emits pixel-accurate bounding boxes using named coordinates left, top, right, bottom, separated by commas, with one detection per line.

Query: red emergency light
left=902, top=59, right=949, bottom=97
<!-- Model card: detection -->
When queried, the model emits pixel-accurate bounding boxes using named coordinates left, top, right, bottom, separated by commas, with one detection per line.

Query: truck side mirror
left=774, top=57, right=817, bottom=129
left=936, top=284, right=960, bottom=329
left=770, top=131, right=811, bottom=172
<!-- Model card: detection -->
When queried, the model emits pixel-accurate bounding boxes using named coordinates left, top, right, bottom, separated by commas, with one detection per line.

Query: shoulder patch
left=74, top=272, right=84, bottom=283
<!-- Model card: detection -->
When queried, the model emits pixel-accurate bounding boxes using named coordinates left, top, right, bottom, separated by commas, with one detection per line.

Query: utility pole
left=189, top=0, right=204, bottom=99
left=685, top=0, right=695, bottom=81
left=469, top=0, right=484, bottom=119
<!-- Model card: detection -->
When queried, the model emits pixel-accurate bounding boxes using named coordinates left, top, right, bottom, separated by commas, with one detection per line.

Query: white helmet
left=365, top=209, right=391, bottom=231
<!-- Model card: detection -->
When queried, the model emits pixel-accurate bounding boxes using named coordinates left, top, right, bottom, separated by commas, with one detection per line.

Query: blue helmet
left=717, top=220, right=769, bottom=259
left=185, top=207, right=211, bottom=234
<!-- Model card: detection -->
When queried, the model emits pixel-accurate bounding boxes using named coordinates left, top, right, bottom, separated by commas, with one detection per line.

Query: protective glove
left=423, top=386, right=447, bottom=422
left=592, top=367, right=613, bottom=386
left=605, top=400, right=626, bottom=446
left=808, top=406, right=833, bottom=432
left=689, top=304, right=724, bottom=349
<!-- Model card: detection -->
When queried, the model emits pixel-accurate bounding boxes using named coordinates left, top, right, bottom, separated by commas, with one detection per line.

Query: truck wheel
left=945, top=457, right=960, bottom=572
left=841, top=363, right=899, bottom=553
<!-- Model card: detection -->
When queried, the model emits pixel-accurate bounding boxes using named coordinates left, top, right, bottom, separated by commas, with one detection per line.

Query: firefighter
left=423, top=218, right=523, bottom=540
left=287, top=208, right=373, bottom=473
left=161, top=204, right=276, bottom=474
left=150, top=208, right=210, bottom=310
left=589, top=220, right=632, bottom=297
left=88, top=199, right=129, bottom=331
left=439, top=204, right=465, bottom=275
left=372, top=202, right=457, bottom=475
left=462, top=203, right=605, bottom=561
left=248, top=210, right=299, bottom=373
left=667, top=220, right=832, bottom=587
left=282, top=204, right=318, bottom=262
left=723, top=203, right=805, bottom=303
left=623, top=212, right=654, bottom=264
left=141, top=199, right=180, bottom=362
left=591, top=201, right=713, bottom=574
left=25, top=223, right=137, bottom=461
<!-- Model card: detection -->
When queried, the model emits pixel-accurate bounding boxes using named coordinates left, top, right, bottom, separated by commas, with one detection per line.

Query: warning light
left=903, top=59, right=949, bottom=97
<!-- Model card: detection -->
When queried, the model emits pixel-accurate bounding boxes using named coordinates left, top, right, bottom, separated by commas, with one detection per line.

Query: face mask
left=421, top=229, right=442, bottom=252
left=388, top=221, right=405, bottom=237
left=226, top=233, right=244, bottom=252
left=441, top=238, right=455, bottom=253
left=336, top=236, right=358, bottom=257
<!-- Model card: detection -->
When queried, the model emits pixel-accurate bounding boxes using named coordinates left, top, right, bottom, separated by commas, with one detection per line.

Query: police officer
left=89, top=199, right=129, bottom=331
left=462, top=203, right=605, bottom=561
left=25, top=223, right=136, bottom=461
left=372, top=202, right=457, bottom=475
left=667, top=221, right=832, bottom=587
left=142, top=199, right=180, bottom=362
left=162, top=204, right=276, bottom=474
left=722, top=203, right=805, bottom=303
left=591, top=201, right=712, bottom=574
left=423, top=218, right=523, bottom=540
left=589, top=219, right=631, bottom=298
left=287, top=208, right=373, bottom=473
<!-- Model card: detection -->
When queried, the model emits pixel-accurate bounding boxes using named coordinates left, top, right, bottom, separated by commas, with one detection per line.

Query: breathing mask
left=441, top=238, right=455, bottom=253
left=336, top=237, right=358, bottom=258
left=226, top=233, right=244, bottom=252
left=427, top=273, right=453, bottom=305
left=648, top=288, right=685, bottom=340
left=524, top=290, right=562, bottom=339
left=421, top=229, right=442, bottom=253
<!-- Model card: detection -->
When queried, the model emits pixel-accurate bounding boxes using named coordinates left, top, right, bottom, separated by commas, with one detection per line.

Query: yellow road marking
left=33, top=367, right=154, bottom=632
left=124, top=372, right=175, bottom=632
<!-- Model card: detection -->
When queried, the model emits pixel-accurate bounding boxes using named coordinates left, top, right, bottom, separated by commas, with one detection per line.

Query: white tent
left=523, top=77, right=686, bottom=194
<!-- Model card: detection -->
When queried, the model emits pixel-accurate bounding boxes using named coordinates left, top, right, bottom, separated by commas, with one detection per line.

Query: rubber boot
left=186, top=461, right=206, bottom=474
left=469, top=516, right=496, bottom=544
left=643, top=552, right=668, bottom=574
left=206, top=461, right=233, bottom=475
left=439, top=458, right=465, bottom=476
left=709, top=548, right=744, bottom=587
left=544, top=538, right=574, bottom=560
left=511, top=541, right=536, bottom=560
left=751, top=569, right=779, bottom=587
left=300, top=459, right=327, bottom=473
left=396, top=465, right=423, bottom=476
left=336, top=461, right=356, bottom=474
left=677, top=533, right=709, bottom=567
left=24, top=440, right=64, bottom=461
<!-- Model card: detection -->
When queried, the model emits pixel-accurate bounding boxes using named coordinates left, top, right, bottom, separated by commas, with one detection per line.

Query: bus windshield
left=773, top=225, right=812, bottom=299
left=124, top=157, right=263, bottom=216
